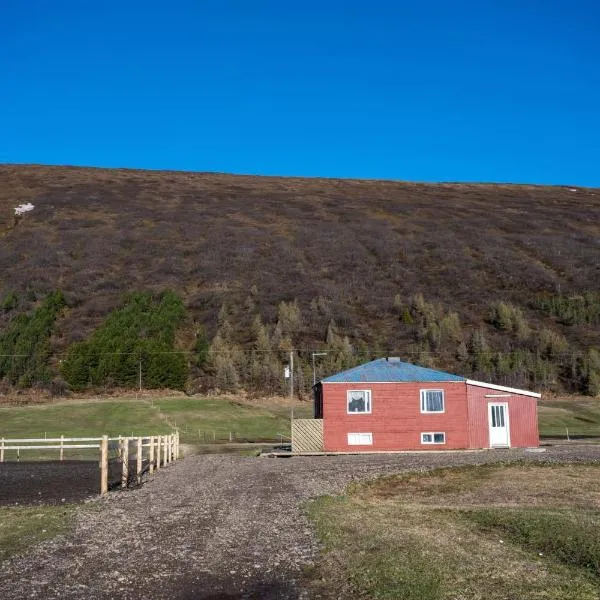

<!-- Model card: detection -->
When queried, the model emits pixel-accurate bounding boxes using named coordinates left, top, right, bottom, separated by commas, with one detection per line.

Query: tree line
left=0, top=289, right=598, bottom=396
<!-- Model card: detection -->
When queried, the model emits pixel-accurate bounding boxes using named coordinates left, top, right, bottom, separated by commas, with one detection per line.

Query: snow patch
left=14, top=203, right=35, bottom=215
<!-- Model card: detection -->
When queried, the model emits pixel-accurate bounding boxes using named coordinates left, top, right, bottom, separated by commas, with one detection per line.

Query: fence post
left=60, top=435, right=64, bottom=462
left=166, top=435, right=171, bottom=465
left=0, top=438, right=4, bottom=463
left=176, top=431, right=180, bottom=460
left=149, top=435, right=155, bottom=474
left=156, top=435, right=161, bottom=470
left=118, top=435, right=122, bottom=460
left=136, top=437, right=142, bottom=485
left=100, top=435, right=108, bottom=495
left=121, top=438, right=129, bottom=488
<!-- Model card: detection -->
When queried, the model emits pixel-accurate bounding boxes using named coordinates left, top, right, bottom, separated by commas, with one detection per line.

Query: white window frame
left=347, top=432, right=373, bottom=445
left=421, top=432, right=446, bottom=445
left=346, top=390, right=372, bottom=414
left=420, top=389, right=445, bottom=413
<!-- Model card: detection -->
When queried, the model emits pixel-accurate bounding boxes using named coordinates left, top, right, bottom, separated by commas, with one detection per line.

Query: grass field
left=307, top=463, right=600, bottom=599
left=538, top=396, right=600, bottom=438
left=0, top=395, right=312, bottom=455
left=0, top=505, right=74, bottom=562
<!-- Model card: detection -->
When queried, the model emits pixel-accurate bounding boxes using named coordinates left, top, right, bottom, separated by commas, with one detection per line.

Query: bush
left=1, top=291, right=18, bottom=312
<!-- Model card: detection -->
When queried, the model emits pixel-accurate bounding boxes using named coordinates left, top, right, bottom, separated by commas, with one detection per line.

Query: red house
left=308, top=357, right=540, bottom=452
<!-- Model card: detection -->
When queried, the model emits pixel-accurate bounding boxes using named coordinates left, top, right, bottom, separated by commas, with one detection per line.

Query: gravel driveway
left=1, top=446, right=600, bottom=599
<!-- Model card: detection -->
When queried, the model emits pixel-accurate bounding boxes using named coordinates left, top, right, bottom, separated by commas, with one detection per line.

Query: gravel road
left=1, top=446, right=599, bottom=599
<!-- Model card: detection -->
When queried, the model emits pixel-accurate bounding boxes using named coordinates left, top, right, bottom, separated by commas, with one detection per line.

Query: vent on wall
left=386, top=357, right=401, bottom=362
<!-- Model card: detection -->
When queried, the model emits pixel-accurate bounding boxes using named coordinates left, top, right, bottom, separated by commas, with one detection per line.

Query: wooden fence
left=291, top=419, right=323, bottom=453
left=0, top=432, right=180, bottom=495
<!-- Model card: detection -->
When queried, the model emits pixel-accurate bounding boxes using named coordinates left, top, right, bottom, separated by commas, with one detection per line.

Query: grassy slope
left=538, top=396, right=600, bottom=437
left=307, top=463, right=600, bottom=599
left=0, top=396, right=312, bottom=449
left=0, top=165, right=599, bottom=382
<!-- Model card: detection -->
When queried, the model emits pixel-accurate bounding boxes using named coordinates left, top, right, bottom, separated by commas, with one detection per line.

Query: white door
left=488, top=403, right=510, bottom=447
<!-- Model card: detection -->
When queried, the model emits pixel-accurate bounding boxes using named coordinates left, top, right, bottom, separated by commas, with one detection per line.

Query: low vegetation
left=0, top=505, right=74, bottom=562
left=307, top=463, right=600, bottom=599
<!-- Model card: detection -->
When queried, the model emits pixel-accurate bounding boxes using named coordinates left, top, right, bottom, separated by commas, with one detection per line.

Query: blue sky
left=1, top=1, right=599, bottom=186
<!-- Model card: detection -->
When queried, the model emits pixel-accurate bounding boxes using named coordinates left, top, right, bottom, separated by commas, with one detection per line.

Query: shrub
left=1, top=291, right=18, bottom=312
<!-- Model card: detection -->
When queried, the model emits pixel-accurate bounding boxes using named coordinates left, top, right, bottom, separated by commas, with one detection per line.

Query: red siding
left=466, top=384, right=539, bottom=448
left=322, top=382, right=469, bottom=451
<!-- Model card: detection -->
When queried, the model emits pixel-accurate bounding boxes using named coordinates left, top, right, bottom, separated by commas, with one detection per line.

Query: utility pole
left=289, top=349, right=294, bottom=421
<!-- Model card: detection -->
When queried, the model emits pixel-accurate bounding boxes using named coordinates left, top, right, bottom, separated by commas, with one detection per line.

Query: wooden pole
left=176, top=431, right=180, bottom=460
left=60, top=434, right=64, bottom=462
left=290, top=350, right=294, bottom=421
left=1, top=438, right=4, bottom=463
left=121, top=438, right=129, bottom=488
left=100, top=435, right=108, bottom=495
left=136, top=437, right=142, bottom=485
left=166, top=435, right=171, bottom=465
left=149, top=435, right=155, bottom=474
left=156, top=435, right=161, bottom=470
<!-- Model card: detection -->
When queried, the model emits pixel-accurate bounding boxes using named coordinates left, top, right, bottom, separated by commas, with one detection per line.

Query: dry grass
left=307, top=463, right=600, bottom=599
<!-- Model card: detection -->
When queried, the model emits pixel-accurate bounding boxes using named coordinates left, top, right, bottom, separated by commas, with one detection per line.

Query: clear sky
left=1, top=1, right=599, bottom=186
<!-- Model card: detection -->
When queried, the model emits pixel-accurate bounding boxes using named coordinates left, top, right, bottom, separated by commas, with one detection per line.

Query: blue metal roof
left=321, top=358, right=466, bottom=383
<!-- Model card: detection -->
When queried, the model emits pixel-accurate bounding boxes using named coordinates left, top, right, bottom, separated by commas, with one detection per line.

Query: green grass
left=156, top=397, right=310, bottom=442
left=306, top=464, right=600, bottom=599
left=465, top=508, right=600, bottom=575
left=0, top=505, right=75, bottom=562
left=538, top=398, right=600, bottom=437
left=0, top=396, right=312, bottom=457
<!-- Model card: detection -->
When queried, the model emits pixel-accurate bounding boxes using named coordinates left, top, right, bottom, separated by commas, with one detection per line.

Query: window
left=348, top=433, right=373, bottom=445
left=421, top=432, right=446, bottom=444
left=420, top=389, right=444, bottom=413
left=347, top=390, right=372, bottom=414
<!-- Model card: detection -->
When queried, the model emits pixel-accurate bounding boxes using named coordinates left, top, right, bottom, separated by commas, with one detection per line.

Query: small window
left=347, top=390, right=372, bottom=414
left=420, top=389, right=444, bottom=413
left=421, top=432, right=446, bottom=444
left=348, top=433, right=373, bottom=445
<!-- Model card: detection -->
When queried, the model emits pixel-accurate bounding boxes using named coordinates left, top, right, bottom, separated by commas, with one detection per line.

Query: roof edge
left=321, top=380, right=465, bottom=384
left=466, top=379, right=541, bottom=398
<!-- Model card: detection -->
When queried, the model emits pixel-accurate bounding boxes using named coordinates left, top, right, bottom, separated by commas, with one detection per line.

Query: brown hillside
left=0, top=164, right=599, bottom=390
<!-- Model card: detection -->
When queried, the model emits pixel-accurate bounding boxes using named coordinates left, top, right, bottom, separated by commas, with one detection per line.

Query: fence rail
left=0, top=432, right=180, bottom=495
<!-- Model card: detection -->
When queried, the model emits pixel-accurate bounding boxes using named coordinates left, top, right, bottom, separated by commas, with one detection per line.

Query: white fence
left=0, top=432, right=180, bottom=495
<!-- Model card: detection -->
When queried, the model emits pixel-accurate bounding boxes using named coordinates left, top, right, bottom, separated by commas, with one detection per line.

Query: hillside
left=0, top=164, right=599, bottom=395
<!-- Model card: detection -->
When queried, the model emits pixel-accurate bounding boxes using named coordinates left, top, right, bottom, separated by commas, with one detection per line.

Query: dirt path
left=1, top=446, right=600, bottom=599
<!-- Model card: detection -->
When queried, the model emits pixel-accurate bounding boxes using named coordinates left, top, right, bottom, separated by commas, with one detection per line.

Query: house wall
left=466, top=384, right=539, bottom=448
left=322, top=382, right=469, bottom=451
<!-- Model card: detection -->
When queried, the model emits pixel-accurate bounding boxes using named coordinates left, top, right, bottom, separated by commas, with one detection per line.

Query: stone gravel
left=1, top=445, right=599, bottom=599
